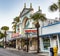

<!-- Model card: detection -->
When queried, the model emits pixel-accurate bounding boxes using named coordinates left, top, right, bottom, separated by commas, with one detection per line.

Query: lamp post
left=25, top=32, right=29, bottom=52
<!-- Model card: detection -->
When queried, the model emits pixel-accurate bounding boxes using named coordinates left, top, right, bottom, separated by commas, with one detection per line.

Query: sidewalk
left=6, top=47, right=18, bottom=51
left=6, top=47, right=48, bottom=56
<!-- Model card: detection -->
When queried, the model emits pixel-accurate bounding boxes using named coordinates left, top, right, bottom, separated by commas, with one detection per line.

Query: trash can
left=53, top=46, right=58, bottom=56
left=50, top=47, right=54, bottom=56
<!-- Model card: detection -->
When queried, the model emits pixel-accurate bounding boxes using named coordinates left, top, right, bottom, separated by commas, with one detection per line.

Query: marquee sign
left=25, top=29, right=37, bottom=33
left=25, top=29, right=37, bottom=35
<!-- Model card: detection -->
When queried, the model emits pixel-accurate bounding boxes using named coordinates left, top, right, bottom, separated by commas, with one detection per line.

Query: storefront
left=40, top=22, right=60, bottom=54
left=24, top=29, right=37, bottom=51
left=8, top=39, right=16, bottom=48
left=11, top=33, right=20, bottom=48
left=29, top=37, right=37, bottom=51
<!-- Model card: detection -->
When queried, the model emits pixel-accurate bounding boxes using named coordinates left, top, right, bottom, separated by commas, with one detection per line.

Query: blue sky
left=0, top=0, right=58, bottom=30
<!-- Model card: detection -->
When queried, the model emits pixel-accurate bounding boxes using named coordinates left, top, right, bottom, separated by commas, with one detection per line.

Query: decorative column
left=57, top=34, right=59, bottom=48
left=24, top=3, right=26, bottom=8
left=30, top=3, right=32, bottom=8
left=50, top=35, right=52, bottom=47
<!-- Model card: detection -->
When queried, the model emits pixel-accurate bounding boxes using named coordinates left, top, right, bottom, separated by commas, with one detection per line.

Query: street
left=0, top=48, right=38, bottom=56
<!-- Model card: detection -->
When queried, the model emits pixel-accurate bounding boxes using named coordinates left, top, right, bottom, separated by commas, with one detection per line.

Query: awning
left=11, top=33, right=26, bottom=40
left=11, top=33, right=20, bottom=38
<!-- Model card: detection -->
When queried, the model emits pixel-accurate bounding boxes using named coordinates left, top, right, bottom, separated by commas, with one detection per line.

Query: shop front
left=24, top=29, right=37, bottom=51
left=8, top=38, right=16, bottom=48
left=40, top=34, right=58, bottom=52
left=29, top=37, right=37, bottom=51
left=40, top=22, right=60, bottom=53
left=19, top=36, right=37, bottom=51
left=21, top=38, right=28, bottom=50
left=11, top=33, right=20, bottom=48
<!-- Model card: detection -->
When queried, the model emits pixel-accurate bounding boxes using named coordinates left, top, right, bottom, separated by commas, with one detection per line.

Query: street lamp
left=25, top=32, right=29, bottom=52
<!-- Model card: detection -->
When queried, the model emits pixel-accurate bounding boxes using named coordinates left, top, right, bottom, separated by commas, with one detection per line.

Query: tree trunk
left=37, top=27, right=40, bottom=53
left=4, top=31, right=6, bottom=48
left=5, top=37, right=6, bottom=48
left=3, top=38, right=4, bottom=48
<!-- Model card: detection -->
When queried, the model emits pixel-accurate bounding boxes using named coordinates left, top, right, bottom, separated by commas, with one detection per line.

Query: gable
left=20, top=8, right=33, bottom=17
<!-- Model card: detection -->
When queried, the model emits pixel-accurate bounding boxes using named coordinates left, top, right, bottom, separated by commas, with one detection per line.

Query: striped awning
left=11, top=33, right=20, bottom=38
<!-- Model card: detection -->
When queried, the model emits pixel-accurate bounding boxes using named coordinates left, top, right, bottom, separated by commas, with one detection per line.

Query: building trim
left=40, top=32, right=60, bottom=37
left=20, top=8, right=33, bottom=17
left=42, top=22, right=60, bottom=28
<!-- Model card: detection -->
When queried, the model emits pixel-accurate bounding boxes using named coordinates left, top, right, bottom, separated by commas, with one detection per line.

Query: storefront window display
left=43, top=37, right=50, bottom=50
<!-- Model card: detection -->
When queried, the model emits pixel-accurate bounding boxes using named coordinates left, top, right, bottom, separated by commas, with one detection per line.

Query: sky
left=0, top=0, right=58, bottom=31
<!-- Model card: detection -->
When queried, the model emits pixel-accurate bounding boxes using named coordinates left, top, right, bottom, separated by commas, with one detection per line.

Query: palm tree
left=12, top=16, right=20, bottom=33
left=0, top=31, right=5, bottom=47
left=14, top=17, right=20, bottom=23
left=0, top=31, right=3, bottom=39
left=12, top=22, right=17, bottom=33
left=49, top=0, right=60, bottom=20
left=30, top=12, right=46, bottom=53
left=0, top=31, right=5, bottom=39
left=1, top=26, right=9, bottom=48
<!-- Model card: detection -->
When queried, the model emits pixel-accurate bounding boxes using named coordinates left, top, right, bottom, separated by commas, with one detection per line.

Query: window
left=25, top=20, right=29, bottom=28
left=43, top=37, right=50, bottom=50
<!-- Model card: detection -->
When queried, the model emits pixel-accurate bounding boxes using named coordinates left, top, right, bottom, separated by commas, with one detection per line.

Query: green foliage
left=14, top=17, right=20, bottom=23
left=49, top=0, right=60, bottom=12
left=1, top=26, right=9, bottom=31
left=12, top=24, right=16, bottom=33
left=31, top=13, right=46, bottom=22
left=12, top=16, right=20, bottom=33
left=12, top=21, right=16, bottom=24
left=49, top=3, right=58, bottom=12
left=0, top=31, right=5, bottom=39
left=1, top=26, right=9, bottom=38
left=30, top=12, right=46, bottom=28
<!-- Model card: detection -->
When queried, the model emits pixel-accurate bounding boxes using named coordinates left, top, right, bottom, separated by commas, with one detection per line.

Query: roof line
left=42, top=22, right=60, bottom=28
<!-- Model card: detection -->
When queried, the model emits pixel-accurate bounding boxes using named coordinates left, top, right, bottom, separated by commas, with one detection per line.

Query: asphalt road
left=0, top=48, right=38, bottom=56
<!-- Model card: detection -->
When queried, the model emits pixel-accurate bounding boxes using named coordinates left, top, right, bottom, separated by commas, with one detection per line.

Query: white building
left=40, top=22, right=60, bottom=54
